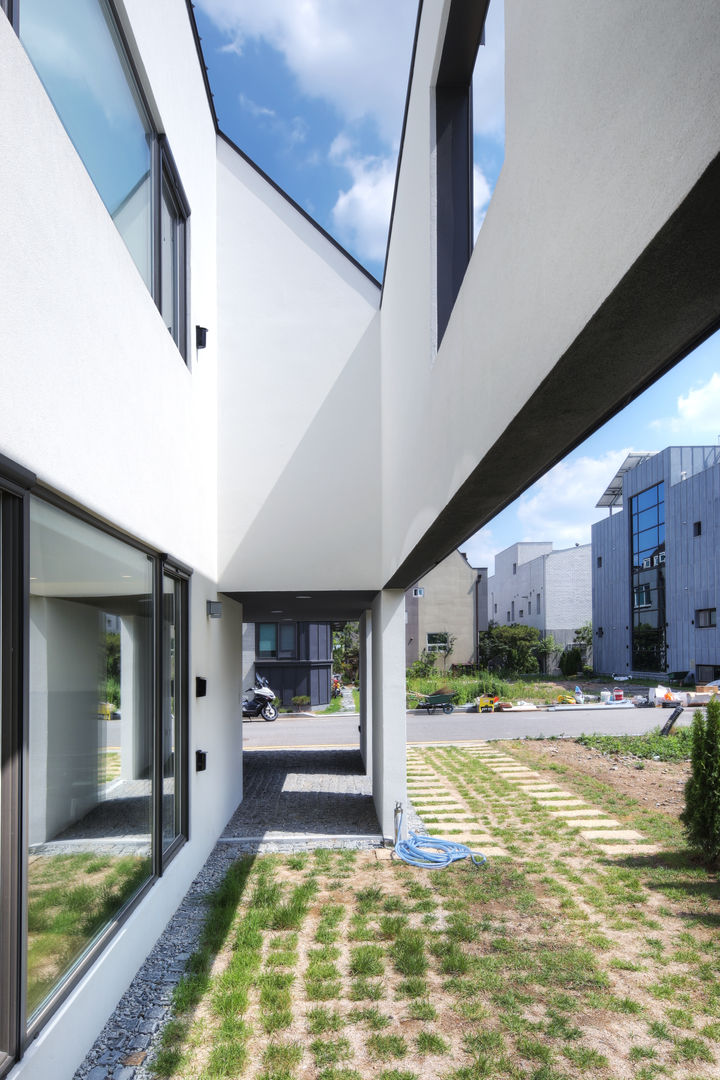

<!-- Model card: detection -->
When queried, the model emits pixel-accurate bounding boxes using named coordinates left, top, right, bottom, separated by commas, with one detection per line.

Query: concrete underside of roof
left=385, top=150, right=720, bottom=590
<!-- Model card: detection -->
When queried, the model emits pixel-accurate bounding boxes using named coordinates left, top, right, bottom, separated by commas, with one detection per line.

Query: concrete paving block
left=595, top=844, right=660, bottom=856
left=534, top=799, right=588, bottom=808
left=580, top=829, right=644, bottom=841
left=563, top=818, right=621, bottom=829
left=548, top=808, right=611, bottom=818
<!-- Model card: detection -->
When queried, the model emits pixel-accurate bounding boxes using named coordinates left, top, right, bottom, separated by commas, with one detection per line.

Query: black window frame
left=435, top=0, right=491, bottom=346
left=8, top=0, right=190, bottom=362
left=0, top=459, right=191, bottom=1075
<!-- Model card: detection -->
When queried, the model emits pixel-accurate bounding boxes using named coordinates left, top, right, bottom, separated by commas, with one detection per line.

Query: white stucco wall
left=215, top=138, right=382, bottom=591
left=410, top=551, right=478, bottom=667
left=379, top=0, right=720, bottom=583
left=0, top=6, right=244, bottom=1077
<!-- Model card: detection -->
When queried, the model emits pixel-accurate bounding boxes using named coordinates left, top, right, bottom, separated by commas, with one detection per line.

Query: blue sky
left=195, top=0, right=720, bottom=574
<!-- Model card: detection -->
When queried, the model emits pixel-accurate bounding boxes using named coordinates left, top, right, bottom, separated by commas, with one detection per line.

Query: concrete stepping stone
left=595, top=843, right=660, bottom=856
left=517, top=783, right=563, bottom=791
left=549, top=808, right=613, bottom=818
left=563, top=818, right=621, bottom=829
left=580, top=828, right=644, bottom=841
left=526, top=790, right=576, bottom=799
left=534, top=799, right=588, bottom=808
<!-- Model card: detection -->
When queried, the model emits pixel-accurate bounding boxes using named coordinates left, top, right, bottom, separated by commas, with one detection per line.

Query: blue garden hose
left=393, top=804, right=487, bottom=869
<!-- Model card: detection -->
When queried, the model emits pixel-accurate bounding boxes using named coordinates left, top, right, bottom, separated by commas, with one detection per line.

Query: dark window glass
left=696, top=608, right=716, bottom=628
left=258, top=624, right=277, bottom=656
left=278, top=624, right=296, bottom=658
left=694, top=521, right=702, bottom=537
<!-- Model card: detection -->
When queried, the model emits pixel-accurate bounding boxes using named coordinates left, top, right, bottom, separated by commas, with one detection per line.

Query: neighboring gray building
left=592, top=447, right=720, bottom=679
left=488, top=542, right=592, bottom=648
left=242, top=621, right=333, bottom=706
left=405, top=551, right=488, bottom=669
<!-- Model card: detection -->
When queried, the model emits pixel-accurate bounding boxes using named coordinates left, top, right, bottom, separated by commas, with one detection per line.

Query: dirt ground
left=513, top=737, right=690, bottom=817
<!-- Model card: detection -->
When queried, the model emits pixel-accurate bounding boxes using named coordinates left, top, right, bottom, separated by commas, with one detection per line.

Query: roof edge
left=184, top=2, right=380, bottom=291
left=217, top=131, right=381, bottom=290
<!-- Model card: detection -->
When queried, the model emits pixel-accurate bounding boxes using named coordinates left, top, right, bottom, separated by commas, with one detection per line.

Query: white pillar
left=370, top=589, right=407, bottom=840
left=358, top=609, right=372, bottom=773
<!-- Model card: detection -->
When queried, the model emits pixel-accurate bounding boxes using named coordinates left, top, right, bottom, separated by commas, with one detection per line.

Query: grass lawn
left=27, top=851, right=149, bottom=1014
left=150, top=742, right=720, bottom=1079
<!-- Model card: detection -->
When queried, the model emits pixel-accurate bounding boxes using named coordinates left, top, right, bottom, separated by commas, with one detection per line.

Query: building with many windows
left=488, top=542, right=592, bottom=649
left=242, top=621, right=334, bottom=708
left=3, top=0, right=720, bottom=1076
left=592, top=447, right=720, bottom=679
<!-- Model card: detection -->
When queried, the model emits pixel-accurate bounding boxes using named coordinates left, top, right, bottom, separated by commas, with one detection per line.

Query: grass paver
left=149, top=740, right=719, bottom=1080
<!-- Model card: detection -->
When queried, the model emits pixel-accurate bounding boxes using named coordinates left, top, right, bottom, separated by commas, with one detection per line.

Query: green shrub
left=559, top=647, right=582, bottom=677
left=681, top=699, right=720, bottom=863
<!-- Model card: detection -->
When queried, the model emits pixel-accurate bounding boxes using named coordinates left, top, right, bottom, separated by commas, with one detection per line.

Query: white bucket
left=600, top=690, right=611, bottom=703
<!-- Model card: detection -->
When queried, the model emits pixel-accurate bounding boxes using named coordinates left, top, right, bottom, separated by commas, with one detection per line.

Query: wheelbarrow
left=414, top=691, right=457, bottom=715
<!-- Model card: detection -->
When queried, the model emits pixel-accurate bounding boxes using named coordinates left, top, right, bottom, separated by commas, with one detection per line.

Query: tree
left=476, top=622, right=547, bottom=675
left=534, top=633, right=560, bottom=675
left=573, top=621, right=593, bottom=666
left=332, top=622, right=359, bottom=683
left=681, top=698, right=720, bottom=863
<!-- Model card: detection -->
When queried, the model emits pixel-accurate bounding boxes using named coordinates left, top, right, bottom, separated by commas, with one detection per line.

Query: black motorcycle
left=242, top=675, right=278, bottom=721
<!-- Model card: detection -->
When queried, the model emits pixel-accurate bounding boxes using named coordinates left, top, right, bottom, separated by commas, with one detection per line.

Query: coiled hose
left=393, top=804, right=487, bottom=869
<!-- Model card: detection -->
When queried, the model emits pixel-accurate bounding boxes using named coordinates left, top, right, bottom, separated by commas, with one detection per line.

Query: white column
left=371, top=589, right=407, bottom=840
left=358, top=609, right=372, bottom=773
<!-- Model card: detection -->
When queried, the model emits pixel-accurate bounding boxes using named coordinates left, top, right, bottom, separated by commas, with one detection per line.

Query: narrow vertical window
left=161, top=572, right=186, bottom=858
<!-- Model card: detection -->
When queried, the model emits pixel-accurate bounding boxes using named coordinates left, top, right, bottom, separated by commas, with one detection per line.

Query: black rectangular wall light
left=196, top=325, right=208, bottom=349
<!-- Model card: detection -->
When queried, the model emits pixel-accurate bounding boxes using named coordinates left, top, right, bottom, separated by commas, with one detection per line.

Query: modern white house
left=592, top=447, right=720, bottom=678
left=488, top=542, right=592, bottom=649
left=3, top=1, right=720, bottom=1076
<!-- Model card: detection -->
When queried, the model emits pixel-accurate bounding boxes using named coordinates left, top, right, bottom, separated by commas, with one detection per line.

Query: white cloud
left=651, top=371, right=720, bottom=441
left=515, top=450, right=632, bottom=548
left=473, top=165, right=492, bottom=239
left=329, top=140, right=395, bottom=264
left=195, top=0, right=416, bottom=146
left=471, top=0, right=505, bottom=141
left=237, top=93, right=276, bottom=119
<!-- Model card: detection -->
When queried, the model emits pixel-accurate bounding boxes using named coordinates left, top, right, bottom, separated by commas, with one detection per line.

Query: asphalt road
left=242, top=705, right=673, bottom=749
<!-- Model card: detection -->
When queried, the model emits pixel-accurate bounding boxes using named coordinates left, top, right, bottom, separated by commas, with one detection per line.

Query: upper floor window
left=257, top=623, right=296, bottom=659
left=696, top=608, right=716, bottom=628
left=694, top=521, right=702, bottom=537
left=17, top=0, right=189, bottom=358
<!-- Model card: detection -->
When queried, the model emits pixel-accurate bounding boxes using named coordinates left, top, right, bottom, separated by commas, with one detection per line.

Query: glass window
left=162, top=573, right=185, bottom=856
left=20, top=0, right=153, bottom=289
left=18, top=0, right=188, bottom=359
left=258, top=624, right=277, bottom=656
left=28, top=497, right=153, bottom=1018
left=696, top=608, right=716, bottom=628
left=427, top=632, right=449, bottom=652
left=278, top=623, right=296, bottom=658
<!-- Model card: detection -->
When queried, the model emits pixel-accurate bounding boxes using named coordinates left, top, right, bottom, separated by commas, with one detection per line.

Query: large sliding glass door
left=0, top=474, right=190, bottom=1075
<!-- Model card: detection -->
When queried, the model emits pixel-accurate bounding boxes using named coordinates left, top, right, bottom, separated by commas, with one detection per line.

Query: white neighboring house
left=488, top=543, right=592, bottom=649
left=2, top=1, right=720, bottom=1076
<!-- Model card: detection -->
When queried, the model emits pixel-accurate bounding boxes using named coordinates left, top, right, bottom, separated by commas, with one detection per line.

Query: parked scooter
left=242, top=675, right=278, bottom=721
left=332, top=675, right=342, bottom=699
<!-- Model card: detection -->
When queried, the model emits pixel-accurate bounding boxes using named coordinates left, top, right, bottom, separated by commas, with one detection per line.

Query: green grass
left=27, top=852, right=150, bottom=1014
left=576, top=729, right=693, bottom=761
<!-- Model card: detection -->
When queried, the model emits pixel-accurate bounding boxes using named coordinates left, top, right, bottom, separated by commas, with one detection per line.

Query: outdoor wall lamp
left=206, top=600, right=223, bottom=618
left=196, top=325, right=208, bottom=349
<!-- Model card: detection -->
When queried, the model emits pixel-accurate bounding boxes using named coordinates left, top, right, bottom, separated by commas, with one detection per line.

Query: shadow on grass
left=151, top=855, right=257, bottom=1076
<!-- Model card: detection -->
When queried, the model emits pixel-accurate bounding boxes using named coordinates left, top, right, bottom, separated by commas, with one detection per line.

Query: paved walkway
left=73, top=749, right=388, bottom=1080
